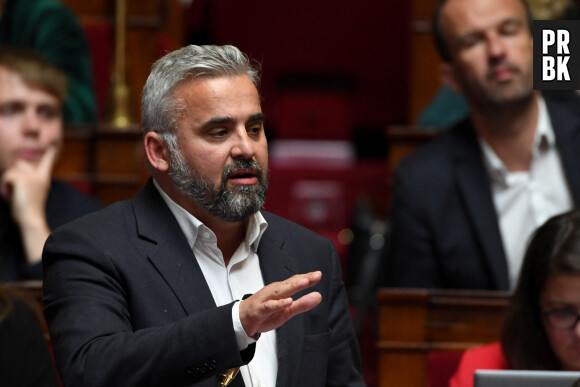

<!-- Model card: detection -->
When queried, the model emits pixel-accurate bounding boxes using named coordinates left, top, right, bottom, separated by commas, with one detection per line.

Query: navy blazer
left=42, top=180, right=365, bottom=386
left=385, top=91, right=580, bottom=290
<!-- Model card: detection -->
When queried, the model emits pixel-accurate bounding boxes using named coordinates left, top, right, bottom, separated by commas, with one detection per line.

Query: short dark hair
left=432, top=0, right=534, bottom=63
left=0, top=48, right=67, bottom=103
left=501, top=210, right=580, bottom=369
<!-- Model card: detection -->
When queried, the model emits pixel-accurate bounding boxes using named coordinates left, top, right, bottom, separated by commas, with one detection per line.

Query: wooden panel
left=54, top=124, right=148, bottom=205
left=94, top=125, right=144, bottom=175
left=409, top=32, right=442, bottom=124
left=377, top=288, right=510, bottom=387
left=409, top=0, right=442, bottom=124
left=93, top=124, right=148, bottom=204
left=61, top=0, right=186, bottom=122
left=54, top=128, right=94, bottom=185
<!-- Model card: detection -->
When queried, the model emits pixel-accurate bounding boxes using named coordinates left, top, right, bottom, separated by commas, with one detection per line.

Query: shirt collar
left=152, top=179, right=268, bottom=252
left=480, top=95, right=555, bottom=185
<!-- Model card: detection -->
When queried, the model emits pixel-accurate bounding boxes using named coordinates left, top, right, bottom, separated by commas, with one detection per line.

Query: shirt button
left=202, top=232, right=210, bottom=239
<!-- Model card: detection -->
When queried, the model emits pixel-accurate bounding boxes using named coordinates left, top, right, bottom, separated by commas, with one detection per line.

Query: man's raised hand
left=239, top=271, right=323, bottom=339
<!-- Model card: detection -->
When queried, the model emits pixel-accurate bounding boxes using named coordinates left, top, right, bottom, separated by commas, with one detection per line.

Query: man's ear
left=439, top=62, right=463, bottom=94
left=144, top=131, right=170, bottom=172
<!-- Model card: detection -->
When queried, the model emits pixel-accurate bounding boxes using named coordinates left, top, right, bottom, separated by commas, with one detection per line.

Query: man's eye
left=0, top=104, right=19, bottom=115
left=38, top=106, right=60, bottom=119
left=551, top=309, right=576, bottom=317
left=500, top=20, right=522, bottom=36
left=248, top=126, right=262, bottom=135
left=458, top=36, right=481, bottom=49
left=210, top=129, right=228, bottom=138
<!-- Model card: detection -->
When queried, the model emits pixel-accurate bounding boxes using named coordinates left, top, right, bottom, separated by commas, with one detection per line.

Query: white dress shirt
left=154, top=180, right=277, bottom=387
left=480, top=96, right=573, bottom=289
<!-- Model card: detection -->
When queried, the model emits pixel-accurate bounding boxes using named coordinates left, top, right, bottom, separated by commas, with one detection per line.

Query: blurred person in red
left=451, top=210, right=580, bottom=386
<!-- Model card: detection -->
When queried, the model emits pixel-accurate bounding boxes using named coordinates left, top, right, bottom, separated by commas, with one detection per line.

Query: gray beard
left=168, top=148, right=268, bottom=222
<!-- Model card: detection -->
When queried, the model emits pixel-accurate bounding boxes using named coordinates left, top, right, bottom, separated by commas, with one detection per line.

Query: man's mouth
left=227, top=169, right=259, bottom=185
left=488, top=63, right=518, bottom=83
left=16, top=148, right=44, bottom=163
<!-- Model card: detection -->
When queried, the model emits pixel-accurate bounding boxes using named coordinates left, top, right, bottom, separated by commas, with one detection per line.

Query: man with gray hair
left=42, top=45, right=366, bottom=387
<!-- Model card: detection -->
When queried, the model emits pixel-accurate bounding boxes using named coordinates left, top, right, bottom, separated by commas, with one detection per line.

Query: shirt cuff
left=232, top=300, right=257, bottom=350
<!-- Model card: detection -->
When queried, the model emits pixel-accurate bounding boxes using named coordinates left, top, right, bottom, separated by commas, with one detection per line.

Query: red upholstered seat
left=83, top=22, right=114, bottom=120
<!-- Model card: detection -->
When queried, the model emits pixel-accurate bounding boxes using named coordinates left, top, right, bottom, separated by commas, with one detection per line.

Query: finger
left=284, top=291, right=322, bottom=319
left=256, top=297, right=294, bottom=315
left=264, top=271, right=322, bottom=301
left=242, top=291, right=322, bottom=336
left=256, top=291, right=322, bottom=320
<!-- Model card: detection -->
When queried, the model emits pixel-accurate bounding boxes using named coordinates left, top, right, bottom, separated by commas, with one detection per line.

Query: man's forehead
left=0, top=64, right=19, bottom=83
left=441, top=0, right=527, bottom=34
left=174, top=74, right=260, bottom=107
left=172, top=74, right=261, bottom=126
left=0, top=66, right=59, bottom=104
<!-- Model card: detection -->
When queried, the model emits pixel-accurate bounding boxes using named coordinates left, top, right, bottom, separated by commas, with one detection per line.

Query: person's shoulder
left=461, top=342, right=506, bottom=366
left=46, top=180, right=103, bottom=227
left=48, top=185, right=133, bottom=235
left=543, top=90, right=580, bottom=118
left=449, top=342, right=508, bottom=387
left=49, top=180, right=102, bottom=208
left=542, top=90, right=580, bottom=105
left=395, top=119, right=474, bottom=178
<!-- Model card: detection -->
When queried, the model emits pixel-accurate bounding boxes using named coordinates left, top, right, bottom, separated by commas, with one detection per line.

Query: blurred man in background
left=386, top=0, right=580, bottom=290
left=0, top=48, right=101, bottom=281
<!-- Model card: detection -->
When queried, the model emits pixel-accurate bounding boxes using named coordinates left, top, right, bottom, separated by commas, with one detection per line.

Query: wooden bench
left=376, top=288, right=511, bottom=386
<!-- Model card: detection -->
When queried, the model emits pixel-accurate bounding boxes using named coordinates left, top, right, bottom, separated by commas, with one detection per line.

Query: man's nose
left=22, top=109, right=41, bottom=137
left=231, top=129, right=255, bottom=159
left=487, top=33, right=507, bottom=60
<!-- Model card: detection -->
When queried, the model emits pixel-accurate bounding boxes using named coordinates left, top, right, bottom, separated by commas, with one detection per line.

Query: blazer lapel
left=453, top=124, right=510, bottom=289
left=132, top=180, right=216, bottom=314
left=257, top=222, right=304, bottom=387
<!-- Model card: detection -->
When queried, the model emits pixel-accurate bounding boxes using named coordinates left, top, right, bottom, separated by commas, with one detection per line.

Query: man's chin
left=483, top=86, right=533, bottom=108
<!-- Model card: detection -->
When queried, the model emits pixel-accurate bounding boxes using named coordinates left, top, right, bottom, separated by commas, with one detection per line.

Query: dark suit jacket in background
left=0, top=179, right=102, bottom=281
left=385, top=91, right=580, bottom=290
left=0, top=298, right=60, bottom=386
left=42, top=179, right=366, bottom=387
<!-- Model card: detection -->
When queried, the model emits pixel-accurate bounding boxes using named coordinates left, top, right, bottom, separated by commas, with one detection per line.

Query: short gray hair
left=142, top=45, right=261, bottom=137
